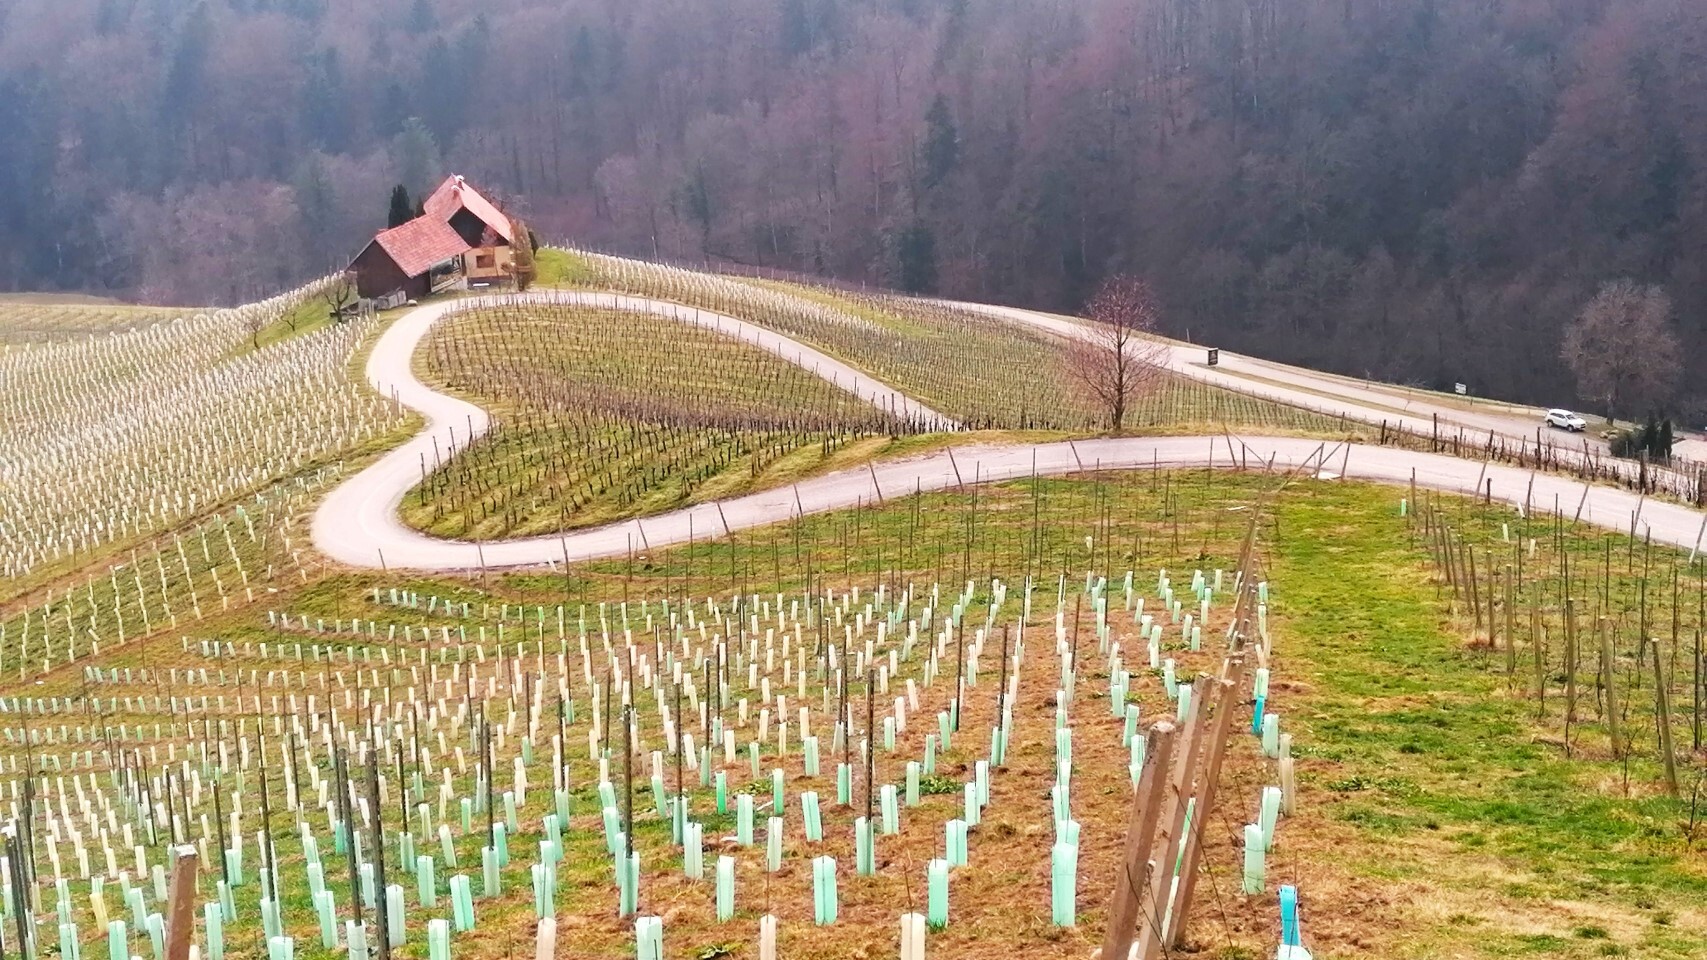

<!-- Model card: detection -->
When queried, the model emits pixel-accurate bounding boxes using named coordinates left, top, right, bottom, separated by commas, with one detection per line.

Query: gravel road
left=311, top=295, right=1706, bottom=572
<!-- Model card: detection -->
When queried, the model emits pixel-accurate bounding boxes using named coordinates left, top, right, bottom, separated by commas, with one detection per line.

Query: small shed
left=349, top=217, right=472, bottom=300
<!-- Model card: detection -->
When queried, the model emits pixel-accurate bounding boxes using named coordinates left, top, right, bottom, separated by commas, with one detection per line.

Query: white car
left=1544, top=408, right=1586, bottom=432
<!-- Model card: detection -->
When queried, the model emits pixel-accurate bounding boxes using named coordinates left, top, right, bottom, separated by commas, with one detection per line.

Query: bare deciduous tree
left=1065, top=275, right=1170, bottom=433
left=320, top=272, right=356, bottom=324
left=1561, top=279, right=1682, bottom=421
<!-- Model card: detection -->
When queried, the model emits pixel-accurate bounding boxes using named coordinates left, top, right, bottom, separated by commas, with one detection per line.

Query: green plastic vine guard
left=856, top=816, right=876, bottom=875
left=1242, top=823, right=1265, bottom=895
left=1259, top=786, right=1282, bottom=851
left=927, top=858, right=949, bottom=927
left=1051, top=840, right=1078, bottom=926
left=314, top=889, right=337, bottom=946
left=737, top=793, right=755, bottom=845
left=450, top=874, right=475, bottom=931
left=386, top=884, right=406, bottom=943
left=618, top=851, right=640, bottom=917
left=416, top=855, right=435, bottom=907
left=1262, top=714, right=1281, bottom=758
left=683, top=821, right=704, bottom=879
left=715, top=855, right=735, bottom=921
left=812, top=855, right=838, bottom=925
left=427, top=917, right=450, bottom=960
left=945, top=819, right=968, bottom=866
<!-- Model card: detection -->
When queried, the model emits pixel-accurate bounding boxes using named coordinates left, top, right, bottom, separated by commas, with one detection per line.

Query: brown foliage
left=1561, top=279, right=1682, bottom=420
left=508, top=216, right=537, bottom=292
left=5, top=0, right=1706, bottom=409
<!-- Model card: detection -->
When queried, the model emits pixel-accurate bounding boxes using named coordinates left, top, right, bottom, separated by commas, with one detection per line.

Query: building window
left=476, top=253, right=495, bottom=268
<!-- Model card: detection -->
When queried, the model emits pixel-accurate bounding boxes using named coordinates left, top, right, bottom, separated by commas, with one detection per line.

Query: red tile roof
left=370, top=217, right=471, bottom=278
left=423, top=175, right=515, bottom=244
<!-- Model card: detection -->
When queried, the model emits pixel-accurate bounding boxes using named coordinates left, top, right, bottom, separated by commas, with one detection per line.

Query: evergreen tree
left=393, top=117, right=440, bottom=198
left=920, top=95, right=958, bottom=190
left=376, top=83, right=411, bottom=139
left=387, top=185, right=414, bottom=228
left=568, top=27, right=597, bottom=97
left=935, top=0, right=969, bottom=67
left=300, top=49, right=347, bottom=152
left=682, top=166, right=712, bottom=244
left=159, top=3, right=212, bottom=146
left=894, top=224, right=937, bottom=293
left=293, top=156, right=337, bottom=265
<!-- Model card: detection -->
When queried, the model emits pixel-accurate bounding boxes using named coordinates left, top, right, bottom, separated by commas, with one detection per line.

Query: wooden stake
left=1142, top=688, right=1207, bottom=959
left=1653, top=640, right=1681, bottom=797
left=165, top=846, right=199, bottom=960
left=1166, top=664, right=1243, bottom=949
left=1102, top=722, right=1178, bottom=960
left=368, top=742, right=392, bottom=960
left=1504, top=564, right=1517, bottom=676
left=1599, top=618, right=1623, bottom=759
left=1564, top=598, right=1578, bottom=756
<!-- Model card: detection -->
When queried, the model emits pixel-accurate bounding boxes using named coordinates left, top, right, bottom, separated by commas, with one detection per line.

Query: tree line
left=0, top=0, right=1702, bottom=418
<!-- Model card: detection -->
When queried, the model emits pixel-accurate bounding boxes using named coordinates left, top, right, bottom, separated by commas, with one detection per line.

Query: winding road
left=951, top=301, right=1580, bottom=442
left=312, top=292, right=1707, bottom=573
left=952, top=300, right=1707, bottom=462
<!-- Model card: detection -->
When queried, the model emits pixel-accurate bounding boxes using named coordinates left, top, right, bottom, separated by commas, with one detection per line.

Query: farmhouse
left=348, top=175, right=518, bottom=302
left=348, top=216, right=470, bottom=301
left=422, top=175, right=516, bottom=286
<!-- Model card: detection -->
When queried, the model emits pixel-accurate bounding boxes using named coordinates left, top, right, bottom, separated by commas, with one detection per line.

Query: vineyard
left=0, top=279, right=408, bottom=595
left=402, top=277, right=1353, bottom=543
left=408, top=303, right=929, bottom=540
left=0, top=469, right=1319, bottom=960
left=0, top=468, right=1700, bottom=960
left=1, top=250, right=1704, bottom=960
left=0, top=303, right=195, bottom=344
left=551, top=250, right=1348, bottom=436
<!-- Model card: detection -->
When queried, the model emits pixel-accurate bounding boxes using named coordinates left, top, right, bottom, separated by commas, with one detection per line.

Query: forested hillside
left=1, top=0, right=1702, bottom=410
